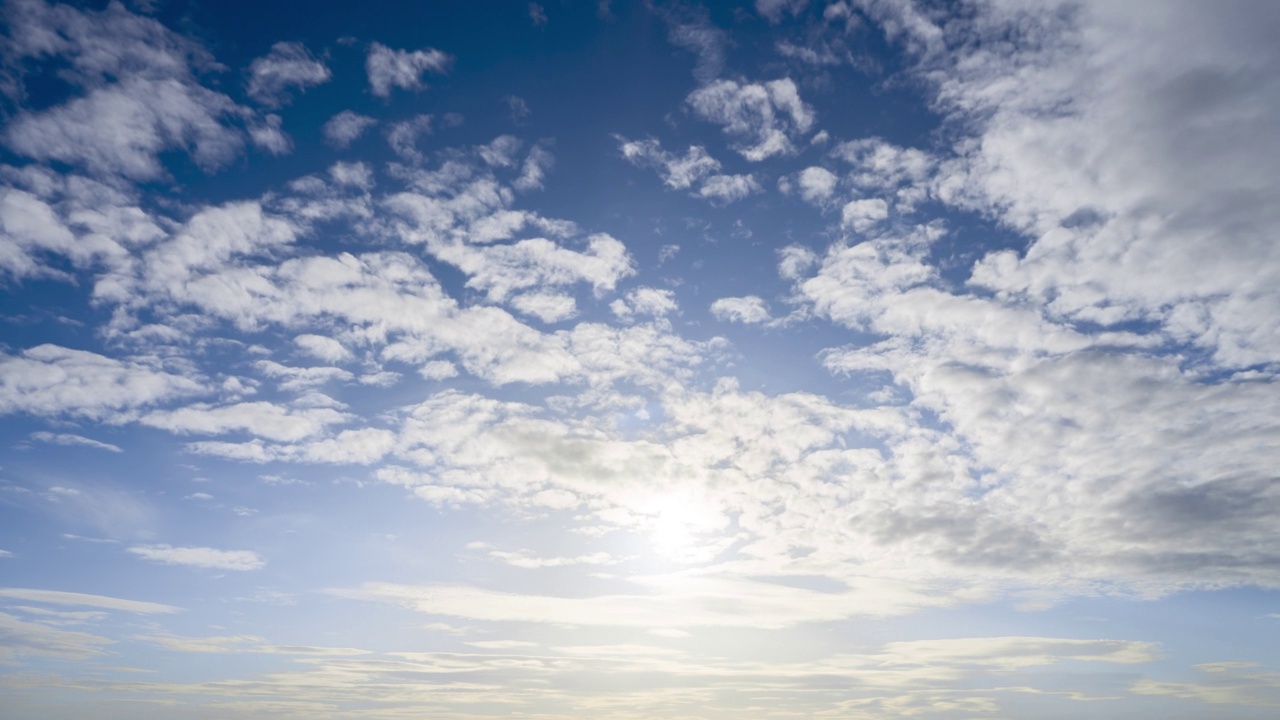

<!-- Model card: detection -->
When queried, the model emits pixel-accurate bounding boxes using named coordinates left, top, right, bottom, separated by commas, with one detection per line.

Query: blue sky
left=2, top=0, right=1279, bottom=717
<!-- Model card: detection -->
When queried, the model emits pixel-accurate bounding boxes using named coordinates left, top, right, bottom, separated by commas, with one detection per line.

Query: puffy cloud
left=293, top=334, right=353, bottom=363
left=795, top=166, right=839, bottom=203
left=616, top=137, right=758, bottom=203
left=0, top=345, right=205, bottom=420
left=0, top=0, right=272, bottom=180
left=127, top=544, right=266, bottom=571
left=385, top=114, right=433, bottom=163
left=140, top=402, right=348, bottom=442
left=687, top=78, right=814, bottom=160
left=0, top=187, right=127, bottom=280
left=5, top=77, right=245, bottom=180
left=247, top=113, right=292, bottom=155
left=323, top=110, right=377, bottom=148
left=710, top=295, right=771, bottom=324
left=618, top=138, right=720, bottom=190
left=245, top=41, right=330, bottom=107
left=611, top=287, right=678, bottom=322
left=510, top=291, right=578, bottom=323
left=696, top=173, right=761, bottom=203
left=365, top=42, right=452, bottom=98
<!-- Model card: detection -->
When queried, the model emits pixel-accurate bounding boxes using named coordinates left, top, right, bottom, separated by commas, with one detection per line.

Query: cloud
left=245, top=41, right=330, bottom=107
left=332, top=573, right=952, bottom=629
left=696, top=174, right=761, bottom=203
left=0, top=587, right=179, bottom=614
left=611, top=286, right=677, bottom=322
left=135, top=632, right=370, bottom=656
left=510, top=291, right=578, bottom=323
left=27, top=431, right=122, bottom=453
left=140, top=402, right=348, bottom=442
left=323, top=110, right=377, bottom=148
left=662, top=6, right=728, bottom=84
left=365, top=42, right=452, bottom=98
left=710, top=296, right=771, bottom=324
left=618, top=138, right=720, bottom=190
left=0, top=1, right=270, bottom=180
left=294, top=334, right=353, bottom=363
left=756, top=0, right=809, bottom=24
left=687, top=78, right=815, bottom=160
left=5, top=77, right=245, bottom=180
left=528, top=2, right=547, bottom=26
left=617, top=137, right=758, bottom=203
left=385, top=114, right=434, bottom=163
left=127, top=544, right=266, bottom=571
left=0, top=345, right=205, bottom=420
left=0, top=611, right=113, bottom=660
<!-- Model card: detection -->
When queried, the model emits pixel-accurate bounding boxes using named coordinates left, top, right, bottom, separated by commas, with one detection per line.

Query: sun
left=645, top=489, right=725, bottom=561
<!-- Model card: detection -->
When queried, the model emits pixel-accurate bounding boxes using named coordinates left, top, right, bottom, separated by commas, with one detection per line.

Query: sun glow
left=646, top=490, right=726, bottom=561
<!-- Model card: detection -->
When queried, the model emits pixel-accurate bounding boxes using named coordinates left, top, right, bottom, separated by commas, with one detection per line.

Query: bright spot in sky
left=646, top=490, right=724, bottom=560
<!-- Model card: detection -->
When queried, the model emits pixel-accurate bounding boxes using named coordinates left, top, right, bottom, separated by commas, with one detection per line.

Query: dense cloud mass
left=1, top=1, right=1279, bottom=719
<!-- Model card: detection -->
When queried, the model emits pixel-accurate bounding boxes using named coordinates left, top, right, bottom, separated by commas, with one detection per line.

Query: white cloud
left=696, top=173, right=761, bottom=203
left=0, top=587, right=179, bottom=614
left=0, top=611, right=113, bottom=660
left=385, top=114, right=434, bottom=163
left=332, top=573, right=951, bottom=629
left=0, top=1, right=270, bottom=181
left=796, top=166, right=839, bottom=203
left=140, top=402, right=348, bottom=442
left=510, top=291, right=578, bottom=323
left=0, top=345, right=205, bottom=420
left=245, top=41, right=330, bottom=107
left=6, top=77, right=245, bottom=180
left=612, top=286, right=678, bottom=322
left=247, top=112, right=291, bottom=155
left=662, top=6, right=728, bottom=84
left=840, top=197, right=888, bottom=232
left=365, top=42, right=452, bottom=98
left=28, top=431, right=122, bottom=453
left=127, top=544, right=265, bottom=571
left=618, top=138, right=720, bottom=190
left=486, top=549, right=616, bottom=569
left=616, top=137, right=757, bottom=203
left=710, top=295, right=771, bottom=324
left=294, top=334, right=353, bottom=364
left=0, top=187, right=128, bottom=280
left=756, top=0, right=809, bottom=24
left=323, top=110, right=377, bottom=148
left=687, top=78, right=814, bottom=160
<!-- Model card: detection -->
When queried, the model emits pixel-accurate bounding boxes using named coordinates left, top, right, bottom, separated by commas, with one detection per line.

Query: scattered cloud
left=127, top=544, right=266, bottom=571
left=323, top=110, right=377, bottom=147
left=246, top=41, right=330, bottom=107
left=687, top=78, right=814, bottom=160
left=365, top=42, right=452, bottom=98
left=27, top=431, right=122, bottom=452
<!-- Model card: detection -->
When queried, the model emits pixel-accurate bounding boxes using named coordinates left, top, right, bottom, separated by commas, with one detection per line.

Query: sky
left=1, top=0, right=1279, bottom=717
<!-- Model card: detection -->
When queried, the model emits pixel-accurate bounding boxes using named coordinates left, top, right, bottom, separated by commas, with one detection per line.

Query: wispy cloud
left=127, top=545, right=266, bottom=571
